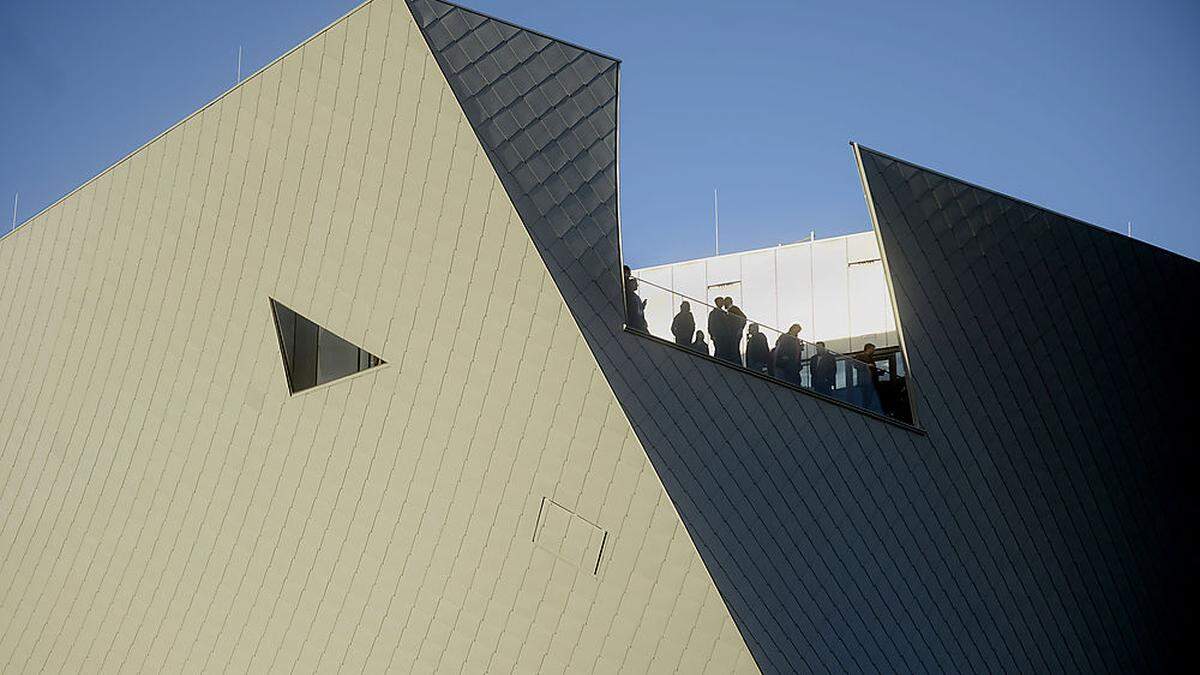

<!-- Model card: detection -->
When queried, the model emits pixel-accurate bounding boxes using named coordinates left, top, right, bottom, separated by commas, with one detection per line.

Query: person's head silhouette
left=788, top=323, right=802, bottom=336
left=680, top=300, right=690, bottom=312
left=748, top=323, right=760, bottom=335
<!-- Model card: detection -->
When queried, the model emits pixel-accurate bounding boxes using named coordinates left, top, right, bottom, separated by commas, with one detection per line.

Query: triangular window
left=270, top=299, right=384, bottom=394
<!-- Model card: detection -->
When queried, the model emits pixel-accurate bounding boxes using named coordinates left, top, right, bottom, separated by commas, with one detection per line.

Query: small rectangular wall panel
left=810, top=237, right=851, bottom=346
left=672, top=261, right=708, bottom=308
left=775, top=243, right=815, bottom=341
left=847, top=260, right=892, bottom=351
left=534, top=498, right=607, bottom=574
left=705, top=256, right=741, bottom=287
left=636, top=266, right=676, bottom=338
left=739, top=250, right=778, bottom=329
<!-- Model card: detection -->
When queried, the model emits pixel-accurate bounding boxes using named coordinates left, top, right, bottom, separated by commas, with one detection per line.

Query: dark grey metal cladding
left=859, top=146, right=1199, bottom=673
left=406, top=0, right=622, bottom=323
left=407, top=2, right=1198, bottom=672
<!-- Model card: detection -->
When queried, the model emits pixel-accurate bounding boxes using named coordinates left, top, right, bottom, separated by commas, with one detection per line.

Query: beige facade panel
left=0, top=1, right=755, bottom=672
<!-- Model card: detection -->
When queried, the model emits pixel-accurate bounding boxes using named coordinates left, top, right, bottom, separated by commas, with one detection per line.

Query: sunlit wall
left=632, top=231, right=898, bottom=353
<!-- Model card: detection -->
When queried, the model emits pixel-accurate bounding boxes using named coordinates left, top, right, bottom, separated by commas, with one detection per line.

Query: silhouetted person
left=853, top=343, right=883, bottom=412
left=707, top=297, right=727, bottom=359
left=712, top=297, right=736, bottom=364
left=691, top=330, right=710, bottom=355
left=773, top=324, right=804, bottom=385
left=745, top=323, right=769, bottom=374
left=810, top=341, right=836, bottom=394
left=724, top=301, right=747, bottom=366
left=890, top=376, right=911, bottom=423
left=624, top=265, right=647, bottom=332
left=671, top=301, right=695, bottom=346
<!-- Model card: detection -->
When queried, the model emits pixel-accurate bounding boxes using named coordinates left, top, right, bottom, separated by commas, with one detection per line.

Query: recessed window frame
left=269, top=298, right=385, bottom=395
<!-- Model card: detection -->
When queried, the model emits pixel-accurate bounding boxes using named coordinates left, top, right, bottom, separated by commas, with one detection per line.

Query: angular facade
left=0, top=1, right=1195, bottom=673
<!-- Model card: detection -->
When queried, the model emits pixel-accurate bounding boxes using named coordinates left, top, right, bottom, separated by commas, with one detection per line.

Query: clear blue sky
left=2, top=0, right=1197, bottom=266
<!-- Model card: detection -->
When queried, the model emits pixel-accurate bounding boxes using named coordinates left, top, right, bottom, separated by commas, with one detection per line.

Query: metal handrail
left=625, top=272, right=915, bottom=424
left=629, top=274, right=885, bottom=368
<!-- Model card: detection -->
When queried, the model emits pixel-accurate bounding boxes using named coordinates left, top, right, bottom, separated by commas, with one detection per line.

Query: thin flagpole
left=809, top=229, right=815, bottom=337
left=237, top=46, right=243, bottom=83
left=713, top=188, right=719, bottom=255
left=11, top=192, right=17, bottom=231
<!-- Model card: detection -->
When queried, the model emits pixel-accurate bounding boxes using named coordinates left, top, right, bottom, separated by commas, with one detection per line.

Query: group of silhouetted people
left=669, top=297, right=814, bottom=384
left=623, top=267, right=909, bottom=421
left=667, top=295, right=754, bottom=366
left=666, top=299, right=903, bottom=415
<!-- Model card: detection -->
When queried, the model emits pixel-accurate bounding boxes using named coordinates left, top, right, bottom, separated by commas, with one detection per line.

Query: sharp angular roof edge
left=417, top=0, right=621, bottom=63
left=853, top=142, right=1199, bottom=265
left=0, top=0, right=380, bottom=246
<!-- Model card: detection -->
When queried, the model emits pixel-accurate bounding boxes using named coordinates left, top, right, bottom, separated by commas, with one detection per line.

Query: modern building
left=0, top=0, right=1195, bottom=673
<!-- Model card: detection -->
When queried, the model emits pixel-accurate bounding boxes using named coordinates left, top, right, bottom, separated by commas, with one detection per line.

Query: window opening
left=270, top=299, right=384, bottom=394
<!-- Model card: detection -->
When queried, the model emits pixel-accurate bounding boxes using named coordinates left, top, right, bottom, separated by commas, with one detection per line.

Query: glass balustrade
left=624, top=274, right=913, bottom=424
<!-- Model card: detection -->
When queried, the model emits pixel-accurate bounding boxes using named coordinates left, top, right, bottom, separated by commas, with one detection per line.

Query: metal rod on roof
left=809, top=229, right=815, bottom=338
left=237, top=46, right=243, bottom=84
left=11, top=192, right=17, bottom=231
left=713, top=188, right=720, bottom=255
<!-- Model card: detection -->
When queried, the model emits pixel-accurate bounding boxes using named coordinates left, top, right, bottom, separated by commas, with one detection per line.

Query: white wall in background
left=632, top=231, right=899, bottom=354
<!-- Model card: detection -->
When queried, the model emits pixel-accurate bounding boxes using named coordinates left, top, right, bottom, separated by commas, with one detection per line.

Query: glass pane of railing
left=625, top=273, right=913, bottom=424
